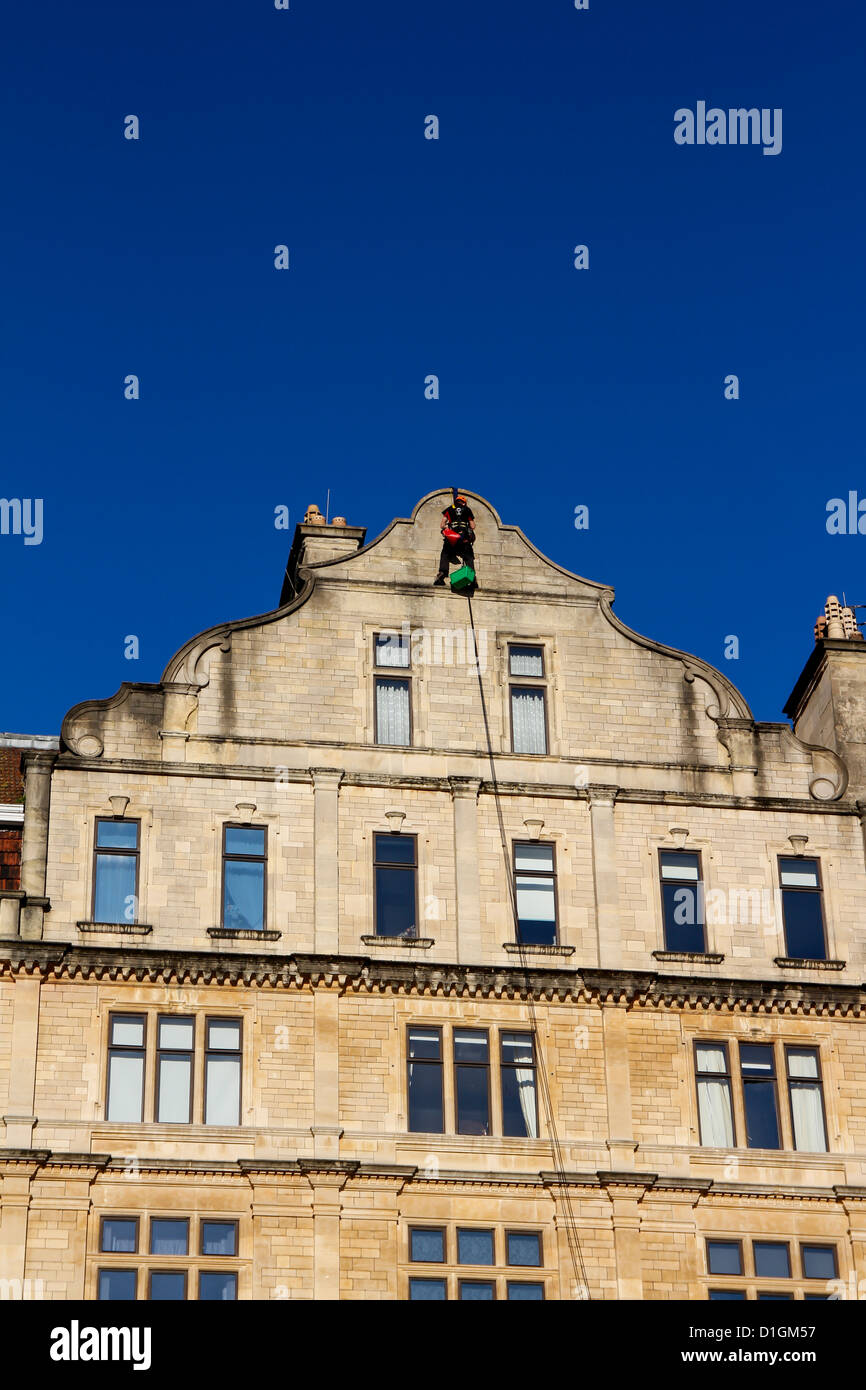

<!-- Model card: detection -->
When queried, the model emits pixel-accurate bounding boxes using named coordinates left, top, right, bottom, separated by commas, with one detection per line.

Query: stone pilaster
left=300, top=1162, right=355, bottom=1301
left=310, top=769, right=343, bottom=953
left=18, top=751, right=56, bottom=940
left=587, top=785, right=619, bottom=968
left=311, top=988, right=342, bottom=1160
left=717, top=719, right=758, bottom=798
left=601, top=1004, right=637, bottom=1170
left=0, top=1154, right=47, bottom=1291
left=3, top=974, right=42, bottom=1146
left=159, top=682, right=198, bottom=762
left=598, top=1172, right=656, bottom=1300
left=449, top=777, right=482, bottom=962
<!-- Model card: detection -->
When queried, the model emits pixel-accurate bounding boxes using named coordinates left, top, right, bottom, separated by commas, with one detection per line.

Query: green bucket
left=450, top=565, right=476, bottom=593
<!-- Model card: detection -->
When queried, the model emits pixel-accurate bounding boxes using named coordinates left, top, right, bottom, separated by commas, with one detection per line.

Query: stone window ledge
left=77, top=921, right=152, bottom=936
left=653, top=950, right=724, bottom=965
left=502, top=943, right=575, bottom=957
left=774, top=956, right=846, bottom=971
left=207, top=928, right=282, bottom=941
left=360, top=935, right=435, bottom=949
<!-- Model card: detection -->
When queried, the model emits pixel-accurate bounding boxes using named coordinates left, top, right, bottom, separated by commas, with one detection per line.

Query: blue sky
left=2, top=0, right=864, bottom=732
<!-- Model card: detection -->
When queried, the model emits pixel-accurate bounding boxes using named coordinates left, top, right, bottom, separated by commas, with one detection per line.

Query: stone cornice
left=1, top=1148, right=857, bottom=1203
left=1, top=941, right=865, bottom=1016
left=48, top=755, right=859, bottom=815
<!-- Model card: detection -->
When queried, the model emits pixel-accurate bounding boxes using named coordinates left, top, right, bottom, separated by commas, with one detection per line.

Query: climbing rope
left=466, top=592, right=592, bottom=1300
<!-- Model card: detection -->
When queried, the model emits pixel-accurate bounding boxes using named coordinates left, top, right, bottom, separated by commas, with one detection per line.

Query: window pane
left=757, top=1293, right=793, bottom=1300
left=507, top=1232, right=541, bottom=1267
left=101, top=1219, right=137, bottom=1254
left=205, top=1055, right=241, bottom=1126
left=149, top=1272, right=185, bottom=1301
left=375, top=865, right=416, bottom=936
left=754, top=1242, right=790, bottom=1278
left=410, top=1229, right=445, bottom=1263
left=98, top=1269, right=137, bottom=1300
left=739, top=1045, right=780, bottom=1148
left=199, top=1272, right=238, bottom=1301
left=111, top=1016, right=145, bottom=1047
left=202, top=1222, right=238, bottom=1257
left=96, top=820, right=139, bottom=850
left=501, top=1063, right=538, bottom=1139
left=516, top=874, right=556, bottom=945
left=662, top=882, right=705, bottom=953
left=509, top=646, right=544, bottom=677
left=157, top=1055, right=192, bottom=1123
left=94, top=855, right=137, bottom=923
left=787, top=1049, right=819, bottom=1080
left=779, top=858, right=819, bottom=888
left=409, top=1278, right=446, bottom=1301
left=511, top=688, right=547, bottom=754
left=507, top=1282, right=544, bottom=1301
left=501, top=1033, right=534, bottom=1066
left=709, top=1289, right=746, bottom=1300
left=224, top=827, right=265, bottom=856
left=660, top=853, right=700, bottom=882
left=207, top=1020, right=241, bottom=1051
left=158, top=1017, right=194, bottom=1050
left=457, top=1229, right=494, bottom=1266
left=375, top=678, right=410, bottom=745
left=460, top=1281, right=495, bottom=1300
left=740, top=1044, right=775, bottom=1076
left=695, top=1044, right=727, bottom=1075
left=707, top=1241, right=742, bottom=1276
left=514, top=843, right=554, bottom=873
left=802, top=1246, right=836, bottom=1280
left=781, top=890, right=825, bottom=959
left=456, top=1066, right=490, bottom=1135
left=408, top=1028, right=440, bottom=1061
left=150, top=1219, right=189, bottom=1256
left=107, top=1053, right=144, bottom=1122
left=375, top=632, right=410, bottom=668
left=408, top=1060, right=443, bottom=1133
left=375, top=834, right=415, bottom=865
left=454, top=1030, right=489, bottom=1064
left=742, top=1081, right=780, bottom=1149
left=223, top=859, right=264, bottom=931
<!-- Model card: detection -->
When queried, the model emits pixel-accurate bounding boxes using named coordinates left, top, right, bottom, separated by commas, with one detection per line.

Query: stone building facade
left=2, top=489, right=866, bottom=1301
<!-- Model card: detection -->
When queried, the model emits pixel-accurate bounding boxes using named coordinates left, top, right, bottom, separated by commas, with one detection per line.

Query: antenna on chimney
left=325, top=489, right=331, bottom=525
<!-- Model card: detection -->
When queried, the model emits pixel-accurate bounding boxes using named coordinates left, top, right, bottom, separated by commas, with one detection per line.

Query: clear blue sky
left=3, top=0, right=864, bottom=733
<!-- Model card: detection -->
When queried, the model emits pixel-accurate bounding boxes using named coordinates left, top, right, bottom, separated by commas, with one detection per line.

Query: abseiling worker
left=434, top=491, right=476, bottom=585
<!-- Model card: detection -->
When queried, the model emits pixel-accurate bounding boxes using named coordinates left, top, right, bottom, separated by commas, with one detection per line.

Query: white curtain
left=511, top=689, right=546, bottom=754
left=152, top=1225, right=188, bottom=1256
left=157, top=1056, right=192, bottom=1122
left=516, top=1066, right=538, bottom=1138
left=790, top=1085, right=826, bottom=1151
left=107, top=1054, right=143, bottom=1122
left=510, top=648, right=544, bottom=677
left=696, top=1045, right=734, bottom=1147
left=375, top=633, right=409, bottom=668
left=788, top=1052, right=826, bottom=1151
left=205, top=1056, right=241, bottom=1126
left=698, top=1079, right=734, bottom=1147
left=376, top=679, right=410, bottom=745
left=515, top=878, right=555, bottom=924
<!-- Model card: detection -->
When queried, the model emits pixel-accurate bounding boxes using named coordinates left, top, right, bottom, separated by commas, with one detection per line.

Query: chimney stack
left=787, top=592, right=866, bottom=793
